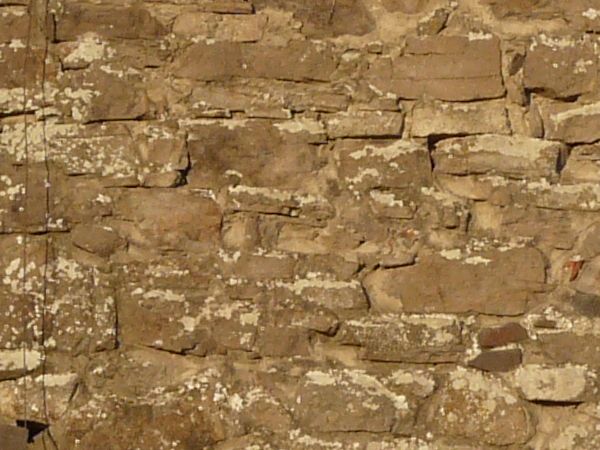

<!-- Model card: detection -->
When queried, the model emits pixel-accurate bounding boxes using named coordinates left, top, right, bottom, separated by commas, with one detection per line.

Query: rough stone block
left=411, top=100, right=510, bottom=137
left=325, top=111, right=404, bottom=138
left=173, top=41, right=338, bottom=82
left=338, top=314, right=463, bottom=362
left=363, top=247, right=546, bottom=314
left=434, top=134, right=567, bottom=179
left=367, top=35, right=504, bottom=101
left=423, top=368, right=532, bottom=446
left=55, top=4, right=166, bottom=41
left=524, top=35, right=596, bottom=98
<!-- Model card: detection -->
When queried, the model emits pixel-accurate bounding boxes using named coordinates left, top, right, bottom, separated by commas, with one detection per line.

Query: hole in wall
left=15, top=419, right=49, bottom=443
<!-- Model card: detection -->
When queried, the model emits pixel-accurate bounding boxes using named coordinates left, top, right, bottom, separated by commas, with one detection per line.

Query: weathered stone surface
left=335, top=139, right=432, bottom=192
left=468, top=348, right=522, bottom=372
left=186, top=119, right=325, bottom=190
left=514, top=365, right=592, bottom=402
left=411, top=100, right=510, bottom=136
left=561, top=144, right=600, bottom=183
left=71, top=224, right=125, bottom=257
left=422, top=368, right=532, bottom=445
left=325, top=111, right=404, bottom=138
left=296, top=368, right=414, bottom=432
left=114, top=190, right=222, bottom=250
left=338, top=314, right=464, bottom=362
left=540, top=100, right=600, bottom=144
left=254, top=0, right=375, bottom=38
left=2, top=0, right=600, bottom=446
left=0, top=424, right=27, bottom=450
left=367, top=35, right=504, bottom=101
left=434, top=134, right=567, bottom=179
left=524, top=35, right=597, bottom=98
left=173, top=41, right=338, bottom=82
left=363, top=247, right=546, bottom=314
left=55, top=4, right=167, bottom=41
left=173, top=13, right=266, bottom=42
left=479, top=322, right=529, bottom=348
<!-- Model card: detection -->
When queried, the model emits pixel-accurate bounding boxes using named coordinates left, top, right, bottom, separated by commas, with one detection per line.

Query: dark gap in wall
left=15, top=419, right=49, bottom=443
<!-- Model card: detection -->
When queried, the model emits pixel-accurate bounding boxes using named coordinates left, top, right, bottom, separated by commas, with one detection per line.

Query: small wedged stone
left=479, top=322, right=529, bottom=348
left=468, top=348, right=522, bottom=372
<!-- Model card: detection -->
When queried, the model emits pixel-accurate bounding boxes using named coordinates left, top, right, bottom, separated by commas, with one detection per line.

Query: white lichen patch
left=228, top=185, right=326, bottom=207
left=468, top=31, right=493, bottom=41
left=349, top=140, right=425, bottom=161
left=0, top=349, right=41, bottom=373
left=583, top=8, right=600, bottom=20
left=449, top=367, right=518, bottom=407
left=304, top=369, right=408, bottom=411
left=369, top=190, right=406, bottom=207
left=513, top=365, right=590, bottom=402
left=274, top=118, right=324, bottom=135
left=550, top=102, right=600, bottom=123
left=63, top=34, right=113, bottom=65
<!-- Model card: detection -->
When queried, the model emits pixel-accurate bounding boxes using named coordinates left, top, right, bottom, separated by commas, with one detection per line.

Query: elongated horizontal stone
left=367, top=35, right=504, bottom=101
left=541, top=101, right=600, bottom=144
left=325, top=111, right=404, bottom=138
left=338, top=314, right=463, bottom=362
left=514, top=365, right=592, bottom=402
left=434, top=134, right=567, bottom=179
left=173, top=41, right=338, bottom=82
left=55, top=4, right=167, bottom=41
left=412, top=100, right=510, bottom=137
left=363, top=247, right=546, bottom=315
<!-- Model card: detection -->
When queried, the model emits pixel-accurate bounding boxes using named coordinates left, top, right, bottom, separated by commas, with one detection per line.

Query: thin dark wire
left=35, top=0, right=59, bottom=448
left=38, top=2, right=59, bottom=448
left=20, top=0, right=36, bottom=434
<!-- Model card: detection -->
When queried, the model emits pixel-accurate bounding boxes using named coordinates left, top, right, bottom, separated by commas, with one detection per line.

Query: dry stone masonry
left=2, top=0, right=600, bottom=448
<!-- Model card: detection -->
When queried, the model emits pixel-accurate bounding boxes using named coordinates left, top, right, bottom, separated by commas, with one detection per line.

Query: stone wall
left=1, top=0, right=600, bottom=448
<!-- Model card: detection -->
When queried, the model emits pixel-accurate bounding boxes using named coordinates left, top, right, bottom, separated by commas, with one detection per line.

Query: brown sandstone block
left=468, top=348, right=523, bottom=372
left=0, top=11, right=28, bottom=44
left=253, top=0, right=374, bottom=38
left=540, top=100, right=600, bottom=144
left=423, top=368, right=532, bottom=446
left=55, top=4, right=166, bottom=41
left=0, top=425, right=27, bottom=450
left=411, top=100, right=510, bottom=137
left=324, top=111, right=404, bottom=138
left=338, top=314, right=463, bottom=363
left=367, top=35, right=504, bottom=101
left=363, top=247, right=546, bottom=315
left=434, top=134, right=567, bottom=179
left=186, top=119, right=324, bottom=190
left=114, top=190, right=222, bottom=250
left=524, top=35, right=597, bottom=98
left=479, top=323, right=529, bottom=348
left=561, top=144, right=600, bottom=183
left=335, top=139, right=432, bottom=191
left=173, top=41, right=338, bottom=82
